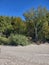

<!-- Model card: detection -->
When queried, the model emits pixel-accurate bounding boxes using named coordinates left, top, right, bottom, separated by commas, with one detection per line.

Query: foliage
left=23, top=6, right=49, bottom=42
left=0, top=36, right=9, bottom=45
left=0, top=6, right=49, bottom=45
left=8, top=34, right=30, bottom=46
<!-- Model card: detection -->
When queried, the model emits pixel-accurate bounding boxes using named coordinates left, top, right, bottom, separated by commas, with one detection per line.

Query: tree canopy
left=0, top=6, right=49, bottom=43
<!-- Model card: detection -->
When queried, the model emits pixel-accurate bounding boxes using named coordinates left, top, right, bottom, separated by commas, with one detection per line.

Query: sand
left=0, top=44, right=49, bottom=65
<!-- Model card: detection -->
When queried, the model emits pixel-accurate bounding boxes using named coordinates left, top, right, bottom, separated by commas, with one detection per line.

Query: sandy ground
left=0, top=43, right=49, bottom=65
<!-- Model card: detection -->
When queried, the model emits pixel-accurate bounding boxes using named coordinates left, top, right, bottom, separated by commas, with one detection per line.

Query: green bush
left=8, top=34, right=30, bottom=46
left=0, top=34, right=31, bottom=46
left=0, top=36, right=9, bottom=45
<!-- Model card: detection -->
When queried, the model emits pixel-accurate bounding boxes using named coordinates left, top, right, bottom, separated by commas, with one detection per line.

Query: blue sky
left=0, top=0, right=49, bottom=19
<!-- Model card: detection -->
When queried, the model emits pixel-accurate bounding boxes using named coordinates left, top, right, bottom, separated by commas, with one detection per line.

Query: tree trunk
left=35, top=27, right=38, bottom=42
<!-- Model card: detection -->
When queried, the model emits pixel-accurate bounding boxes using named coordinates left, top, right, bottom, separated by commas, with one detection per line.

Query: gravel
left=0, top=44, right=49, bottom=65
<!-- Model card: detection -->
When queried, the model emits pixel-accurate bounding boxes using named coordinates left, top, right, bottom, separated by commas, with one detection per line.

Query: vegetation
left=8, top=34, right=30, bottom=46
left=23, top=6, right=49, bottom=42
left=0, top=6, right=49, bottom=45
left=0, top=34, right=30, bottom=46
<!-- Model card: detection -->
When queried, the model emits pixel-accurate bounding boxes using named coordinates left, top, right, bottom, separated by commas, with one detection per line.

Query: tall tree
left=23, top=6, right=49, bottom=42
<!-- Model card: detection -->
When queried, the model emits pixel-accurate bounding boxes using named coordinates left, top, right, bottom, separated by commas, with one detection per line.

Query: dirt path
left=0, top=44, right=49, bottom=65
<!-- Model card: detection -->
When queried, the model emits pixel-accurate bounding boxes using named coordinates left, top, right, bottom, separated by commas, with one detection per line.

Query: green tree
left=0, top=16, right=13, bottom=37
left=23, top=6, right=49, bottom=42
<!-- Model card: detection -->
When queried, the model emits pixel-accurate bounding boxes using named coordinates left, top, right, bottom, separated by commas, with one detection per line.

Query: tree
left=11, top=17, right=26, bottom=34
left=23, top=6, right=49, bottom=42
left=0, top=16, right=13, bottom=37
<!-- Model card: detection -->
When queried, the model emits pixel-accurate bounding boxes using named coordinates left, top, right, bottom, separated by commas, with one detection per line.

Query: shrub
left=8, top=34, right=30, bottom=46
left=0, top=36, right=9, bottom=45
